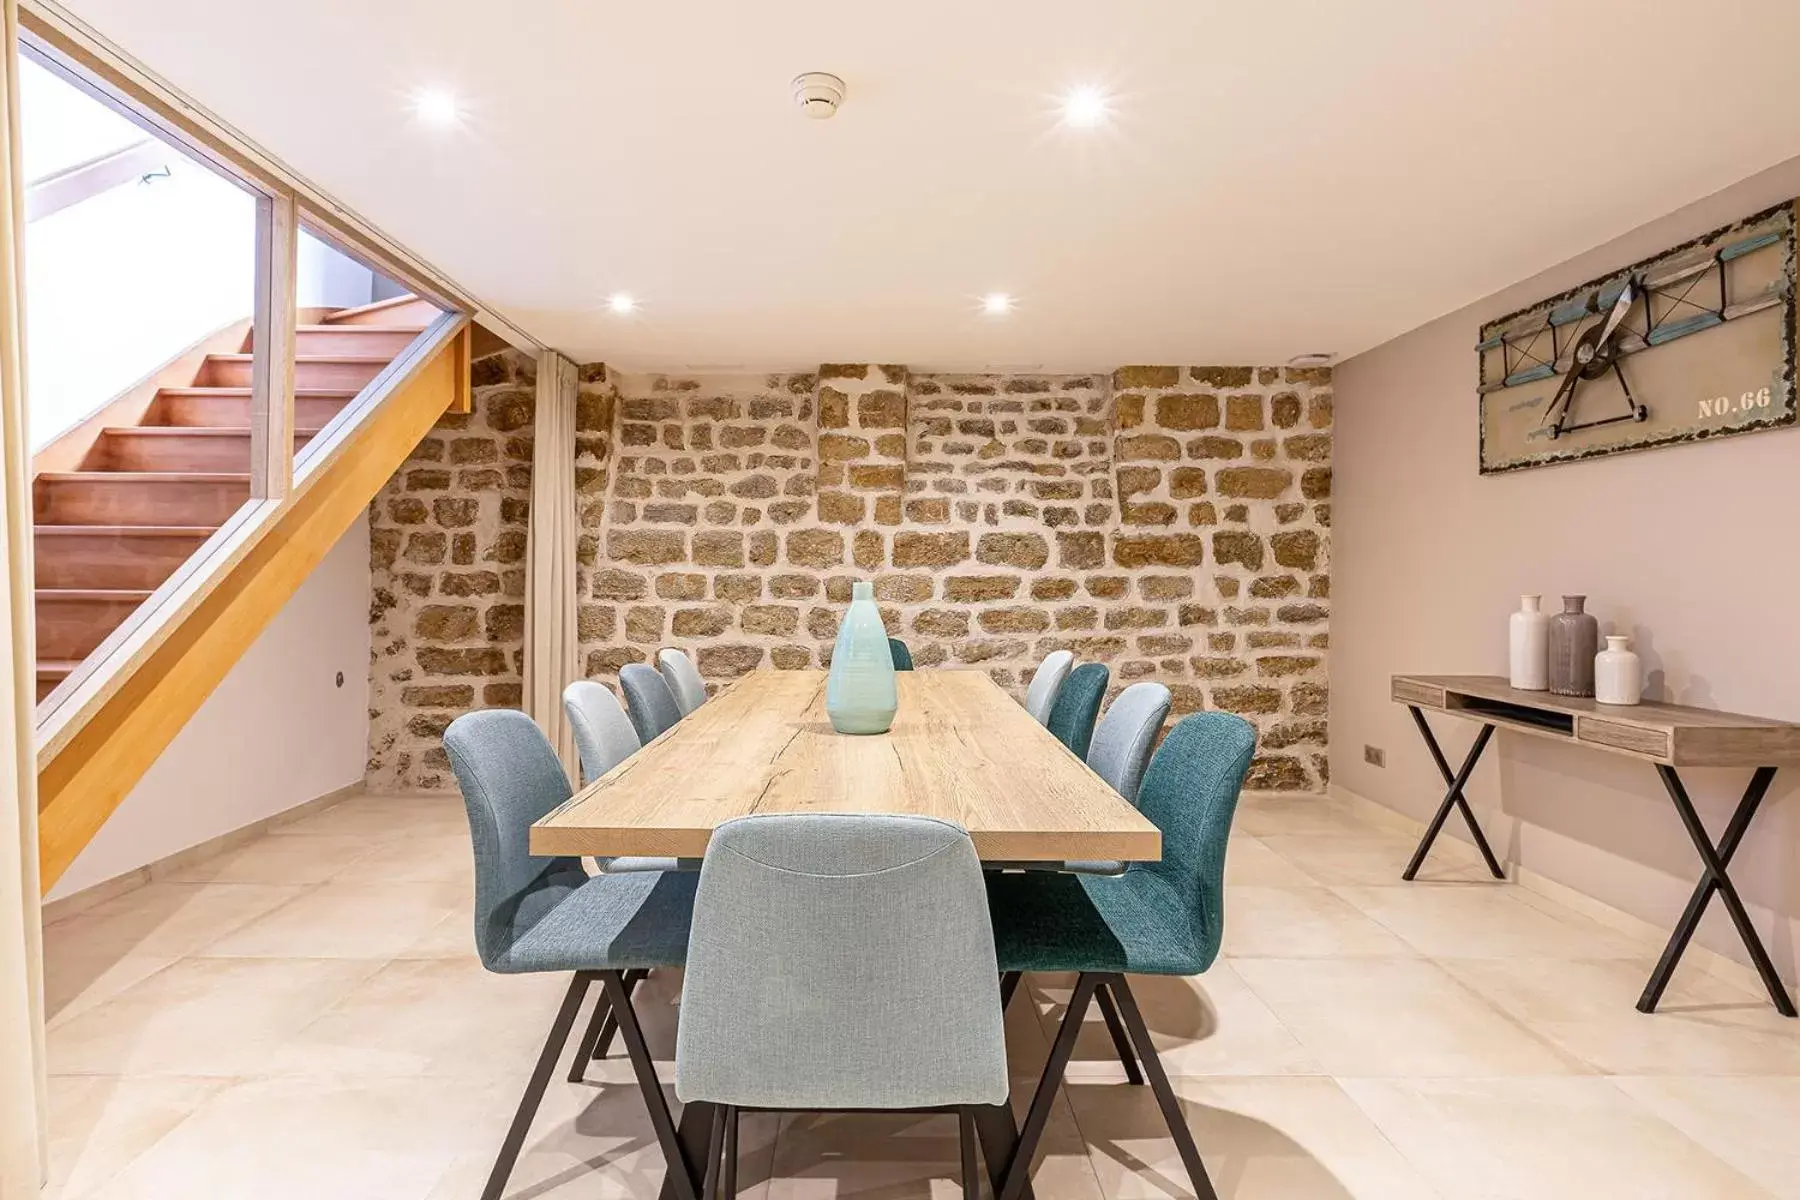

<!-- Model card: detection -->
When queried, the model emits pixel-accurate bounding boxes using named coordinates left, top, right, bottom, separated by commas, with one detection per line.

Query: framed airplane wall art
left=1476, top=201, right=1797, bottom=473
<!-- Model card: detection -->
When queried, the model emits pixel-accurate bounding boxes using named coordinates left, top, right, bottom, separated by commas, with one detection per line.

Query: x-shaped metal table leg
left=1402, top=707, right=1505, bottom=882
left=1638, top=765, right=1795, bottom=1017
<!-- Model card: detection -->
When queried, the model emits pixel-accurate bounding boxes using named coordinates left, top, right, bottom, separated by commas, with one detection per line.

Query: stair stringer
left=35, top=316, right=471, bottom=890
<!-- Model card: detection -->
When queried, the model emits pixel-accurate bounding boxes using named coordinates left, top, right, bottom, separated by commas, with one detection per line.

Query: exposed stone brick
left=977, top=533, right=1049, bottom=569
left=375, top=359, right=1329, bottom=794
left=894, top=531, right=971, bottom=569
left=1270, top=530, right=1321, bottom=569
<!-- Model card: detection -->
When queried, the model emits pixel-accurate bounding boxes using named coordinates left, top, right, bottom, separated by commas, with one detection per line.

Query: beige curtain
left=524, top=351, right=579, bottom=775
left=0, top=0, right=48, bottom=1190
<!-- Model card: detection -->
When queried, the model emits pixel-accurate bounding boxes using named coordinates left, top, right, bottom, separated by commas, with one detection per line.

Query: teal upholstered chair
left=1045, top=663, right=1108, bottom=759
left=888, top=637, right=914, bottom=671
left=676, top=813, right=1010, bottom=1200
left=986, top=712, right=1257, bottom=1200
left=444, top=709, right=701, bottom=1200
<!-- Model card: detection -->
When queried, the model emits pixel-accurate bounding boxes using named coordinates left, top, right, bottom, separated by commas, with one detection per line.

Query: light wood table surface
left=532, top=668, right=1161, bottom=863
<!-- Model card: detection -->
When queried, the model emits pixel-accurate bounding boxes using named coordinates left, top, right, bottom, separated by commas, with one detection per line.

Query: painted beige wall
left=1332, top=156, right=1800, bottom=982
left=48, top=518, right=374, bottom=899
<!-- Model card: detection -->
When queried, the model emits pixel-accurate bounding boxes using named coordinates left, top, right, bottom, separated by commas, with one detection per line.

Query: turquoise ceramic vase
left=826, top=581, right=898, bottom=735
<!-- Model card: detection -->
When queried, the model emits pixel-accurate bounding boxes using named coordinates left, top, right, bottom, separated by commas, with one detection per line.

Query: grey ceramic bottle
left=1546, top=595, right=1599, bottom=697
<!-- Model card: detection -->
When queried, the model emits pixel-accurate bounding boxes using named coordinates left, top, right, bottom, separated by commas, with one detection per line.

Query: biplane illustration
left=1478, top=220, right=1791, bottom=438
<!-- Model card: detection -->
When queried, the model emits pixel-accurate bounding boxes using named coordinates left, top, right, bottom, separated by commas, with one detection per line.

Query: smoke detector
left=792, top=72, right=845, bottom=119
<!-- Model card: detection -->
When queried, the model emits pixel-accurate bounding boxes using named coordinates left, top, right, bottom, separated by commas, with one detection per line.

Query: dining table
left=531, top=665, right=1163, bottom=1199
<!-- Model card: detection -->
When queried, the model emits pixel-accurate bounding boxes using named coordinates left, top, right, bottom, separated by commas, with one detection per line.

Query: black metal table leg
left=1637, top=765, right=1795, bottom=1017
left=1403, top=709, right=1504, bottom=881
left=659, top=1101, right=719, bottom=1200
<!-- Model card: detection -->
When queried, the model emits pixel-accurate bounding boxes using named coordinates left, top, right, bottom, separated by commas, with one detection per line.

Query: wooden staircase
left=32, top=295, right=437, bottom=701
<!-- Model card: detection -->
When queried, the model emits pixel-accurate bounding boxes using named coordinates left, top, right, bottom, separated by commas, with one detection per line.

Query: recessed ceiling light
left=413, top=86, right=459, bottom=126
left=1062, top=85, right=1109, bottom=128
left=608, top=293, right=637, bottom=314
left=982, top=293, right=1014, bottom=316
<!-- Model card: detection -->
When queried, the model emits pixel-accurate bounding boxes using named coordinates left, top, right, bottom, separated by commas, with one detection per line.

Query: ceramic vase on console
left=1508, top=594, right=1549, bottom=691
left=1594, top=635, right=1643, bottom=706
left=1547, top=595, right=1599, bottom=697
left=825, top=580, right=897, bottom=735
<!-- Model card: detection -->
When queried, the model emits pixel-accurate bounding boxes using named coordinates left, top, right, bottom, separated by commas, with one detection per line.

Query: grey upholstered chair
left=562, top=680, right=680, bottom=884
left=444, top=709, right=700, bottom=1200
left=562, top=680, right=640, bottom=785
left=1022, top=649, right=1074, bottom=726
left=1087, top=681, right=1173, bottom=804
left=676, top=813, right=1009, bottom=1200
left=619, top=661, right=683, bottom=744
left=658, top=647, right=708, bottom=715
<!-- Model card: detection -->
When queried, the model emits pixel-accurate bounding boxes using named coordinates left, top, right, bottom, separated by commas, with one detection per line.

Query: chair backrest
left=563, top=680, right=642, bottom=785
left=888, top=637, right=914, bottom=671
left=1135, top=712, right=1257, bottom=971
left=619, top=662, right=683, bottom=744
left=1046, top=663, right=1109, bottom=759
left=658, top=648, right=708, bottom=715
left=443, top=709, right=586, bottom=971
left=1086, top=681, right=1173, bottom=803
left=1023, top=649, right=1074, bottom=725
left=676, top=813, right=1008, bottom=1111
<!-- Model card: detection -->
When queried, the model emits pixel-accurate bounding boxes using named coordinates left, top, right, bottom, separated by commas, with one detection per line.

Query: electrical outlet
left=1363, top=744, right=1386, bottom=768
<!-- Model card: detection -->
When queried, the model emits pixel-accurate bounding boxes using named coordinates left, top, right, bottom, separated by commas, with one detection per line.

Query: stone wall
left=365, top=350, right=536, bottom=791
left=366, top=356, right=1332, bottom=793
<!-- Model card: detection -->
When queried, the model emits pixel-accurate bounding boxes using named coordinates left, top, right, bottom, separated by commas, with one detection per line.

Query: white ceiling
left=56, top=0, right=1800, bottom=372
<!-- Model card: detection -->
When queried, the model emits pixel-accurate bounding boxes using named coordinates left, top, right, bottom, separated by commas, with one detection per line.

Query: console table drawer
left=1576, top=716, right=1670, bottom=759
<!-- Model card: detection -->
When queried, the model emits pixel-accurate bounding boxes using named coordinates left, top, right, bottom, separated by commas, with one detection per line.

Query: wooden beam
left=448, top=324, right=472, bottom=415
left=35, top=332, right=463, bottom=889
left=249, top=191, right=296, bottom=499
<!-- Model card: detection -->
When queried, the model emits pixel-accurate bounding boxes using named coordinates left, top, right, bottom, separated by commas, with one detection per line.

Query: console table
left=1391, top=673, right=1800, bottom=1016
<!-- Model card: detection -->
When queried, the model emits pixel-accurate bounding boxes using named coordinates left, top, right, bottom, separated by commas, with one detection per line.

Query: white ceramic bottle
left=1508, top=594, right=1549, bottom=691
left=1594, top=635, right=1642, bottom=706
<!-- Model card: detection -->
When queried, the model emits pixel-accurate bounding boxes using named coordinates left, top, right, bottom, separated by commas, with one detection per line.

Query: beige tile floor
left=38, top=789, right=1800, bottom=1199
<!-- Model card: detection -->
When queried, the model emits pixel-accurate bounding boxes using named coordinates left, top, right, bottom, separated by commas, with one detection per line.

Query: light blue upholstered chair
left=444, top=709, right=701, bottom=1200
left=676, top=813, right=1010, bottom=1200
left=562, top=679, right=680, bottom=884
left=985, top=712, right=1257, bottom=1200
left=1087, top=681, right=1173, bottom=804
left=1045, top=663, right=1108, bottom=759
left=888, top=637, right=914, bottom=671
left=1022, top=649, right=1073, bottom=726
left=658, top=648, right=708, bottom=715
left=563, top=680, right=640, bottom=785
left=619, top=661, right=683, bottom=744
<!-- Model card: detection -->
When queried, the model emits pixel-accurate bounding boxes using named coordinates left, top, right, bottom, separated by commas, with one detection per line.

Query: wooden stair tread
left=100, top=426, right=325, bottom=437
left=318, top=294, right=424, bottom=323
left=37, top=588, right=154, bottom=600
left=156, top=386, right=361, bottom=398
left=35, top=524, right=216, bottom=535
left=37, top=471, right=251, bottom=482
left=205, top=352, right=393, bottom=364
left=294, top=324, right=422, bottom=334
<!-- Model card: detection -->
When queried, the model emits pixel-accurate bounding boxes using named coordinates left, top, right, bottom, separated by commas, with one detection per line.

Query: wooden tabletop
left=1393, top=674, right=1800, bottom=766
left=532, top=668, right=1162, bottom=862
